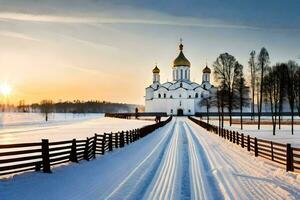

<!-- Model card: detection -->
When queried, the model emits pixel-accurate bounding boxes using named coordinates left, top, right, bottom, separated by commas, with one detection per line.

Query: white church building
left=145, top=42, right=215, bottom=116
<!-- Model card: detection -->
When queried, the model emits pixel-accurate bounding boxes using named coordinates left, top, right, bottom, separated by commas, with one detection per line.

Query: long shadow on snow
left=186, top=124, right=224, bottom=200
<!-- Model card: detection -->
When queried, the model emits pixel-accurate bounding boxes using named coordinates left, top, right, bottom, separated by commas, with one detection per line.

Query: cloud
left=0, top=11, right=299, bottom=33
left=0, top=12, right=98, bottom=23
left=0, top=30, right=40, bottom=42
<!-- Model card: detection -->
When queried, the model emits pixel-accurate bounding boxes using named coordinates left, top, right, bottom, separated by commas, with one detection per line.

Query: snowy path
left=1, top=117, right=299, bottom=200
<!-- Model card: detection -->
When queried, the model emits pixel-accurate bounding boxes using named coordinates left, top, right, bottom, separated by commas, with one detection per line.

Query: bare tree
left=248, top=50, right=256, bottom=120
left=200, top=92, right=212, bottom=123
left=277, top=64, right=288, bottom=129
left=296, top=68, right=300, bottom=117
left=40, top=100, right=53, bottom=121
left=286, top=61, right=299, bottom=135
left=257, top=47, right=270, bottom=130
left=213, top=53, right=241, bottom=126
left=264, top=66, right=280, bottom=135
left=234, top=66, right=250, bottom=130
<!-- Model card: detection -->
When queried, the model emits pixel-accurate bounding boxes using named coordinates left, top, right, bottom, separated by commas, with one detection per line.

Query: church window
left=180, top=101, right=182, bottom=106
left=164, top=93, right=166, bottom=98
left=170, top=95, right=173, bottom=98
left=180, top=82, right=183, bottom=87
left=158, top=94, right=161, bottom=98
left=195, top=93, right=199, bottom=98
left=188, top=109, right=191, bottom=113
left=203, top=84, right=206, bottom=89
left=179, top=94, right=181, bottom=98
left=180, top=69, right=183, bottom=79
left=171, top=109, right=173, bottom=113
left=188, top=95, right=191, bottom=98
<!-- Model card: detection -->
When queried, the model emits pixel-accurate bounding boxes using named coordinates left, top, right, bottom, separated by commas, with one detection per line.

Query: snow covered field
left=0, top=112, right=102, bottom=127
left=207, top=119, right=300, bottom=147
left=0, top=113, right=153, bottom=144
left=1, top=117, right=299, bottom=200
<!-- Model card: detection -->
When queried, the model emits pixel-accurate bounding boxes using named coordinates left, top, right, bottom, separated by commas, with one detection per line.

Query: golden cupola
left=203, top=65, right=211, bottom=73
left=152, top=65, right=160, bottom=73
left=173, top=43, right=191, bottom=67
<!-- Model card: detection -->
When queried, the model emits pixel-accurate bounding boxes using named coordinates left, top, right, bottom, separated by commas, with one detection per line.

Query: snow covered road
left=1, top=117, right=299, bottom=200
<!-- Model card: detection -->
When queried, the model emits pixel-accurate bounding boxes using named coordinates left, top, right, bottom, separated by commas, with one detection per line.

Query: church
left=145, top=42, right=215, bottom=116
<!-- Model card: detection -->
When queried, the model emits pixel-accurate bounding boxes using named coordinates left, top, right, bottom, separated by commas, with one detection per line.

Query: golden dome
left=203, top=65, right=211, bottom=73
left=152, top=65, right=160, bottom=73
left=173, top=43, right=191, bottom=67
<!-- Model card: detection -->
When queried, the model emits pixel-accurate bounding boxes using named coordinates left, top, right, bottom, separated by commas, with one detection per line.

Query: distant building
left=145, top=41, right=215, bottom=115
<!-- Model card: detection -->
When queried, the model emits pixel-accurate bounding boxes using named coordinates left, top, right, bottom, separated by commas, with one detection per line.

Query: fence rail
left=0, top=116, right=172, bottom=178
left=188, top=117, right=300, bottom=173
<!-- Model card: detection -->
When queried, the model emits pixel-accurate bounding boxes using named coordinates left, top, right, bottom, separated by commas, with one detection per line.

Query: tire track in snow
left=187, top=120, right=277, bottom=199
left=180, top=121, right=191, bottom=200
left=143, top=119, right=181, bottom=200
left=183, top=121, right=223, bottom=200
left=104, top=119, right=176, bottom=200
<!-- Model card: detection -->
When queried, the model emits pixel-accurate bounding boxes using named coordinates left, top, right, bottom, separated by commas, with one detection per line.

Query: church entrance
left=177, top=109, right=184, bottom=116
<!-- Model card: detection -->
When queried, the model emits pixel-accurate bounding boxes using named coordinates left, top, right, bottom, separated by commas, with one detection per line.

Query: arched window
left=180, top=69, right=183, bottom=79
left=179, top=94, right=181, bottom=98
left=171, top=109, right=173, bottom=113
left=170, top=95, right=173, bottom=98
left=180, top=82, right=183, bottom=87
left=158, top=94, right=161, bottom=98
left=203, top=84, right=206, bottom=89
left=164, top=93, right=166, bottom=98
left=195, top=93, right=199, bottom=98
left=188, top=95, right=191, bottom=98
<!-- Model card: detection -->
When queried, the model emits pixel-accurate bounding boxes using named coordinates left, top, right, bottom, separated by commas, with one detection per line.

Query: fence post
left=227, top=130, right=229, bottom=140
left=271, top=142, right=274, bottom=161
left=241, top=134, right=244, bottom=148
left=247, top=135, right=250, bottom=151
left=130, top=130, right=133, bottom=143
left=102, top=134, right=106, bottom=155
left=120, top=131, right=124, bottom=148
left=254, top=137, right=258, bottom=157
left=115, top=132, right=119, bottom=148
left=233, top=132, right=236, bottom=144
left=108, top=134, right=113, bottom=151
left=286, top=144, right=294, bottom=172
left=126, top=131, right=129, bottom=144
left=84, top=137, right=90, bottom=161
left=70, top=139, right=78, bottom=163
left=41, top=139, right=51, bottom=173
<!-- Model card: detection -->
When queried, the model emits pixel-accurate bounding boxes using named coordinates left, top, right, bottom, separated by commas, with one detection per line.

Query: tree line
left=1, top=100, right=141, bottom=121
left=200, top=48, right=300, bottom=135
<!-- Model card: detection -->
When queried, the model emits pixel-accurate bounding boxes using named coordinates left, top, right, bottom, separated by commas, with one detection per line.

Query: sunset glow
left=0, top=1, right=299, bottom=105
left=0, top=83, right=12, bottom=97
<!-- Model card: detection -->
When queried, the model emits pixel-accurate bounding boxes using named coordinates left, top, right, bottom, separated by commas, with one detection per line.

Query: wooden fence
left=188, top=117, right=300, bottom=173
left=0, top=116, right=172, bottom=177
left=105, top=112, right=168, bottom=119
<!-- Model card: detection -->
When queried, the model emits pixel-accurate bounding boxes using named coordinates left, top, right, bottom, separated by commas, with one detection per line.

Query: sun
left=0, top=83, right=12, bottom=97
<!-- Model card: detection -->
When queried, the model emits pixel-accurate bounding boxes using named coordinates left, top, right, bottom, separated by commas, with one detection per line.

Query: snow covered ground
left=0, top=114, right=153, bottom=144
left=207, top=118, right=300, bottom=147
left=0, top=112, right=102, bottom=127
left=1, top=117, right=299, bottom=200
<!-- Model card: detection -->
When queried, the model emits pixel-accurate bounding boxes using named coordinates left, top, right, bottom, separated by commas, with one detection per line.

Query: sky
left=0, top=0, right=299, bottom=105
